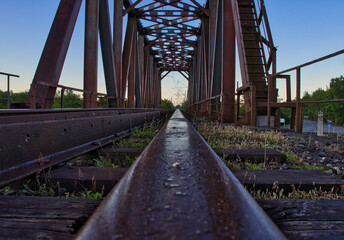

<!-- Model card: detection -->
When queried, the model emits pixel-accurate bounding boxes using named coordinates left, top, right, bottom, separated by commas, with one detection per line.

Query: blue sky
left=0, top=0, right=343, bottom=104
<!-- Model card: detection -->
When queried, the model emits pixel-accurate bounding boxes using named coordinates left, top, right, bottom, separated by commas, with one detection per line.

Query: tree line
left=0, top=90, right=84, bottom=109
left=302, top=75, right=344, bottom=125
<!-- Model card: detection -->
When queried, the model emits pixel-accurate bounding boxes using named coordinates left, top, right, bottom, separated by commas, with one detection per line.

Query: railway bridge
left=0, top=0, right=344, bottom=239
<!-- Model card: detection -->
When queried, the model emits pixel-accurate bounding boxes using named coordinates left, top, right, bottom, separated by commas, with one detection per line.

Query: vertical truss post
left=143, top=47, right=150, bottom=108
left=157, top=71, right=162, bottom=108
left=127, top=23, right=137, bottom=108
left=134, top=38, right=141, bottom=108
left=197, top=37, right=203, bottom=113
left=222, top=0, right=235, bottom=123
left=151, top=63, right=157, bottom=108
left=209, top=0, right=219, bottom=112
left=99, top=0, right=118, bottom=107
left=137, top=35, right=145, bottom=108
left=122, top=16, right=136, bottom=107
left=84, top=0, right=99, bottom=108
left=201, top=16, right=209, bottom=114
left=189, top=59, right=195, bottom=110
left=113, top=0, right=123, bottom=107
left=27, top=0, right=82, bottom=108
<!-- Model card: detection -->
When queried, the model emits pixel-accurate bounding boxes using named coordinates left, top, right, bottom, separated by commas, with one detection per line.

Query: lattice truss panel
left=134, top=0, right=204, bottom=72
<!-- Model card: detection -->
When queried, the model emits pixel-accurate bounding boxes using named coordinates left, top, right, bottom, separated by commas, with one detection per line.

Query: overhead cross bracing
left=26, top=0, right=283, bottom=129
left=128, top=0, right=204, bottom=72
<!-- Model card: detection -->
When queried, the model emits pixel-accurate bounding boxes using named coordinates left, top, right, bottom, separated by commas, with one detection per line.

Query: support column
left=122, top=16, right=136, bottom=107
left=222, top=0, right=235, bottom=123
left=114, top=0, right=122, bottom=107
left=99, top=0, right=118, bottom=107
left=128, top=25, right=136, bottom=108
left=27, top=0, right=82, bottom=108
left=84, top=0, right=99, bottom=108
left=143, top=47, right=150, bottom=108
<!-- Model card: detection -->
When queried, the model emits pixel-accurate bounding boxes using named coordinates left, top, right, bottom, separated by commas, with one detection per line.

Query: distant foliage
left=161, top=99, right=174, bottom=109
left=0, top=90, right=9, bottom=108
left=302, top=76, right=344, bottom=125
left=0, top=90, right=28, bottom=109
left=52, top=89, right=83, bottom=108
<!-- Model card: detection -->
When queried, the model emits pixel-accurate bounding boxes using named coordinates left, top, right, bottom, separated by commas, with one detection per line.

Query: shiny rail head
left=76, top=109, right=286, bottom=240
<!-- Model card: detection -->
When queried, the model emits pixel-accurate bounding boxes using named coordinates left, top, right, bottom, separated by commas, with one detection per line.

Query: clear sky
left=0, top=0, right=343, bottom=105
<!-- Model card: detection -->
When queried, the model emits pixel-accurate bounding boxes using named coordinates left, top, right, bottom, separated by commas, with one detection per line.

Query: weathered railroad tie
left=76, top=109, right=286, bottom=239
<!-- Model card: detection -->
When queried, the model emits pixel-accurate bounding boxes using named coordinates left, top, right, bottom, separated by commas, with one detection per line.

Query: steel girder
left=26, top=0, right=275, bottom=126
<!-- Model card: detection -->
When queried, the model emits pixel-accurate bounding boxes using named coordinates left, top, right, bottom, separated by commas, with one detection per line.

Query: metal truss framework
left=27, top=0, right=288, bottom=128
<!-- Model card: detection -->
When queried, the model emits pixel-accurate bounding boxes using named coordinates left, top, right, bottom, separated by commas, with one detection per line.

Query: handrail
left=189, top=94, right=222, bottom=106
left=263, top=49, right=344, bottom=133
left=36, top=81, right=107, bottom=97
left=301, top=99, right=344, bottom=104
left=0, top=71, right=20, bottom=109
left=265, top=49, right=344, bottom=78
left=0, top=72, right=19, bottom=78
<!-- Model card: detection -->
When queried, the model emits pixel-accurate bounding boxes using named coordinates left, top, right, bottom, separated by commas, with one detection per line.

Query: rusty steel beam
left=99, top=0, right=118, bottom=108
left=128, top=22, right=137, bottom=108
left=113, top=0, right=123, bottom=107
left=76, top=110, right=286, bottom=239
left=222, top=0, right=235, bottom=123
left=84, top=0, right=99, bottom=108
left=144, top=47, right=150, bottom=108
left=136, top=35, right=145, bottom=108
left=0, top=109, right=170, bottom=187
left=211, top=0, right=222, bottom=116
left=27, top=0, right=82, bottom=109
left=208, top=0, right=219, bottom=101
left=123, top=0, right=143, bottom=16
left=122, top=16, right=136, bottom=106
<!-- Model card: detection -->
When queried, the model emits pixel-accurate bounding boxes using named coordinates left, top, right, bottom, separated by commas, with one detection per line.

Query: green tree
left=161, top=99, right=174, bottom=109
left=53, top=89, right=83, bottom=108
left=0, top=90, right=8, bottom=108
left=302, top=76, right=344, bottom=125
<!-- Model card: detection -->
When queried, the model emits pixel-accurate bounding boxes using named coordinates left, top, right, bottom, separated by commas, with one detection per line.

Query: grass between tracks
left=0, top=168, right=105, bottom=199
left=196, top=122, right=327, bottom=171
left=248, top=181, right=344, bottom=200
left=93, top=121, right=164, bottom=168
left=195, top=121, right=344, bottom=199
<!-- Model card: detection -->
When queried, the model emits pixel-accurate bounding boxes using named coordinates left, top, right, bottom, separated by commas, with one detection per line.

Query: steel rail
left=76, top=109, right=286, bottom=239
left=0, top=110, right=171, bottom=186
left=0, top=108, right=162, bottom=124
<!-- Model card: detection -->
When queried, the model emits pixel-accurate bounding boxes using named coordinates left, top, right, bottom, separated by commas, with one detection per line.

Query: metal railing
left=33, top=81, right=115, bottom=109
left=265, top=49, right=344, bottom=132
left=0, top=72, right=20, bottom=109
left=188, top=94, right=223, bottom=119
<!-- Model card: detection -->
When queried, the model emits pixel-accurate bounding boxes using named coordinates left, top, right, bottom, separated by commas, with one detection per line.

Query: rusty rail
left=0, top=109, right=170, bottom=186
left=76, top=109, right=286, bottom=239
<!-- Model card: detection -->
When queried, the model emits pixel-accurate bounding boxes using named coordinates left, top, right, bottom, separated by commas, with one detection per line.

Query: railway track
left=0, top=109, right=343, bottom=239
